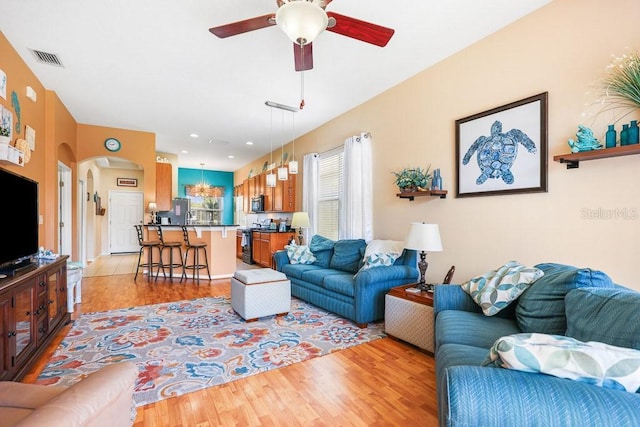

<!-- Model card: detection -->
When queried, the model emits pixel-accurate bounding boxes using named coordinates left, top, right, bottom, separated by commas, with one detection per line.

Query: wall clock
left=104, top=137, right=121, bottom=152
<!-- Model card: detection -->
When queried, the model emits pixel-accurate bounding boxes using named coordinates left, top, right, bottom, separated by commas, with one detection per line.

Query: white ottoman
left=66, top=262, right=83, bottom=313
left=231, top=268, right=291, bottom=321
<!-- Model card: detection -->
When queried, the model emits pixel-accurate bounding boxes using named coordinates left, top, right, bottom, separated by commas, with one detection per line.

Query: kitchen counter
left=144, top=224, right=239, bottom=279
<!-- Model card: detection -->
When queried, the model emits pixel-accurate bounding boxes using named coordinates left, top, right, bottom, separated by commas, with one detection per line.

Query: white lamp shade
left=275, top=0, right=328, bottom=45
left=405, top=222, right=443, bottom=252
left=291, top=211, right=311, bottom=228
left=266, top=172, right=277, bottom=188
left=147, top=202, right=158, bottom=212
left=277, top=166, right=289, bottom=180
left=288, top=160, right=299, bottom=174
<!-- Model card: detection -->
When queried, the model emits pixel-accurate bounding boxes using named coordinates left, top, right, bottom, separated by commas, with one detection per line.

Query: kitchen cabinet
left=242, top=180, right=250, bottom=212
left=0, top=256, right=69, bottom=381
left=236, top=230, right=243, bottom=259
left=251, top=231, right=295, bottom=268
left=156, top=162, right=172, bottom=211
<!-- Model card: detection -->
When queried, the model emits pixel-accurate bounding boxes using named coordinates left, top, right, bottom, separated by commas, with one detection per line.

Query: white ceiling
left=0, top=0, right=550, bottom=171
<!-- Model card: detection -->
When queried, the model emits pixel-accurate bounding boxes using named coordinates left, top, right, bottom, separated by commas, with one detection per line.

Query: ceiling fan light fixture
left=276, top=0, right=328, bottom=45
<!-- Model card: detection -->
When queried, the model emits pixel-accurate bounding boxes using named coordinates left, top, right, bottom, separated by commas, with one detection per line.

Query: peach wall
left=0, top=32, right=53, bottom=250
left=236, top=0, right=640, bottom=289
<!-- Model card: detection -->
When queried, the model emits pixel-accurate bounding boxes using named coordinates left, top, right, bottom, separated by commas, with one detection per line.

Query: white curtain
left=340, top=132, right=373, bottom=241
left=302, top=152, right=319, bottom=244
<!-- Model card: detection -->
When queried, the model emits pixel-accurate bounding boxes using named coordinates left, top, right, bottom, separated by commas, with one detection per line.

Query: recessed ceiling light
left=246, top=141, right=254, bottom=145
left=228, top=155, right=235, bottom=159
left=181, top=150, right=189, bottom=154
left=190, top=133, right=199, bottom=138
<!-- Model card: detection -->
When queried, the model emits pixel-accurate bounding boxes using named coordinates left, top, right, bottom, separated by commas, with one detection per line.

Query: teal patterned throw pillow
left=285, top=244, right=316, bottom=265
left=483, top=333, right=640, bottom=393
left=461, top=261, right=544, bottom=316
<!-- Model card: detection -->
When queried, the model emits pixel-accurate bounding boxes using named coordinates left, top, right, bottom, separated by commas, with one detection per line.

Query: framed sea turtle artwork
left=455, top=92, right=548, bottom=198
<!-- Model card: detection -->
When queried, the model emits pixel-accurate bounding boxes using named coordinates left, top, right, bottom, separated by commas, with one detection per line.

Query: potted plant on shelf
left=393, top=166, right=431, bottom=193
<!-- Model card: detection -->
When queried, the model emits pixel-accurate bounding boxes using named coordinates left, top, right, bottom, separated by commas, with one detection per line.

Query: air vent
left=29, top=49, right=64, bottom=67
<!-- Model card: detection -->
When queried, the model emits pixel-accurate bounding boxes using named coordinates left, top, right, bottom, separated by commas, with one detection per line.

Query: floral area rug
left=36, top=297, right=385, bottom=406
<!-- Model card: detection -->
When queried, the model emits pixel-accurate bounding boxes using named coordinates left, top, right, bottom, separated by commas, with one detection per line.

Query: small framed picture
left=117, top=177, right=137, bottom=187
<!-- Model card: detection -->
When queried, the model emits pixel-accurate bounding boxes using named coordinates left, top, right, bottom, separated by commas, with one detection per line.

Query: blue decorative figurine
left=567, top=125, right=602, bottom=153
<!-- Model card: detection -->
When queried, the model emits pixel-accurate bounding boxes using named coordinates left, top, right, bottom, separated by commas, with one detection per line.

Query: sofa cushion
left=460, top=261, right=544, bottom=316
left=436, top=342, right=489, bottom=370
left=516, top=263, right=614, bottom=335
left=281, top=263, right=325, bottom=280
left=323, top=273, right=356, bottom=297
left=285, top=243, right=316, bottom=264
left=308, top=235, right=335, bottom=268
left=435, top=310, right=521, bottom=351
left=566, top=287, right=640, bottom=350
left=483, top=333, right=640, bottom=393
left=329, top=239, right=366, bottom=273
left=309, top=234, right=336, bottom=252
left=300, top=268, right=346, bottom=287
left=312, top=249, right=333, bottom=268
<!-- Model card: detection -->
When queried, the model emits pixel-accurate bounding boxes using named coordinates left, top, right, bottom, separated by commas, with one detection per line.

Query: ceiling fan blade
left=294, top=43, right=313, bottom=71
left=325, top=12, right=395, bottom=47
left=209, top=14, right=275, bottom=38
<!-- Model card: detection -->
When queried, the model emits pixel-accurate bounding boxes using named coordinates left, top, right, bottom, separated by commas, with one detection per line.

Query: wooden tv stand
left=0, top=255, right=70, bottom=381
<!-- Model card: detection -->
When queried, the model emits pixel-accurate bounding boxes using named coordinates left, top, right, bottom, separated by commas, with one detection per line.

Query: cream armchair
left=0, top=362, right=138, bottom=427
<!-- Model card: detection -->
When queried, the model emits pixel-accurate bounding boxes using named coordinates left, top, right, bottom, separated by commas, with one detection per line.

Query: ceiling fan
left=209, top=0, right=395, bottom=72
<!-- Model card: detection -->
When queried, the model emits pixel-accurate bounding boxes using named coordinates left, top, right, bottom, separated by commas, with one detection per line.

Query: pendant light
left=194, top=163, right=210, bottom=196
left=288, top=110, right=298, bottom=174
left=277, top=109, right=289, bottom=181
left=266, top=107, right=276, bottom=188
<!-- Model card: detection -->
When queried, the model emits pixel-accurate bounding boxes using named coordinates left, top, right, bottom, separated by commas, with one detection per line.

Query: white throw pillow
left=460, top=261, right=544, bottom=316
left=360, top=240, right=403, bottom=271
left=483, top=333, right=640, bottom=393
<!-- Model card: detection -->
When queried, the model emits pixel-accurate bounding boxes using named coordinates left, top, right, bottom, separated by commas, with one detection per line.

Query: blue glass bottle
left=629, top=120, right=639, bottom=145
left=620, top=124, right=629, bottom=146
left=605, top=124, right=617, bottom=148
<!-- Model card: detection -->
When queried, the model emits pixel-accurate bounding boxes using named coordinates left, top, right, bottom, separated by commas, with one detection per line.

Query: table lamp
left=147, top=202, right=158, bottom=224
left=404, top=222, right=443, bottom=292
left=291, top=211, right=311, bottom=245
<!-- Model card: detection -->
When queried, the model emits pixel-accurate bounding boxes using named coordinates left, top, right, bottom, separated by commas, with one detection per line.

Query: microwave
left=251, top=195, right=265, bottom=213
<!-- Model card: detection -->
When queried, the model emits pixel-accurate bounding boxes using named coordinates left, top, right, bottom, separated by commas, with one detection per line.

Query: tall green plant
left=599, top=51, right=640, bottom=121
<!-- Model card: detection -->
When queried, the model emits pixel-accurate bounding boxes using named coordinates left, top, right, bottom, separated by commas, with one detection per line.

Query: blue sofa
left=274, top=238, right=418, bottom=326
left=434, top=262, right=640, bottom=426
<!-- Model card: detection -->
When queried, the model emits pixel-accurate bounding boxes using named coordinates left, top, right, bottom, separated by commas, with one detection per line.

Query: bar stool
left=181, top=225, right=211, bottom=284
left=134, top=224, right=162, bottom=282
left=156, top=225, right=185, bottom=283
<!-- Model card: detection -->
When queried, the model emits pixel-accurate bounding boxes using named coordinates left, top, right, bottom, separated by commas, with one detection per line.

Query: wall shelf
left=396, top=190, right=447, bottom=201
left=553, top=145, right=640, bottom=169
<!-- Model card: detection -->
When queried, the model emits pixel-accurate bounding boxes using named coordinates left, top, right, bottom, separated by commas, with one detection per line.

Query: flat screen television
left=0, top=168, right=39, bottom=275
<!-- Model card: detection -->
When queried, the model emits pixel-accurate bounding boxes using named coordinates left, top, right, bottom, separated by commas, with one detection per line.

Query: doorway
left=109, top=190, right=144, bottom=253
left=58, top=162, right=72, bottom=256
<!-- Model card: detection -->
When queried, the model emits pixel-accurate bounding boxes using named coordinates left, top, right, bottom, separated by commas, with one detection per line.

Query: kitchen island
left=144, top=224, right=239, bottom=280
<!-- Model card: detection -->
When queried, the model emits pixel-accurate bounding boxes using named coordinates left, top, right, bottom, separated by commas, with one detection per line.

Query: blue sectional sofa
left=434, top=262, right=640, bottom=426
left=274, top=238, right=418, bottom=326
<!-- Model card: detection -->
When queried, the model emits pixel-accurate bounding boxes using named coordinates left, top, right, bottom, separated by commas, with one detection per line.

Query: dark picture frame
left=455, top=92, right=548, bottom=198
left=117, top=177, right=137, bottom=187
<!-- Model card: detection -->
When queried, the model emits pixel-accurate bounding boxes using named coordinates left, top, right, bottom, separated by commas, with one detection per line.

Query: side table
left=384, top=284, right=434, bottom=353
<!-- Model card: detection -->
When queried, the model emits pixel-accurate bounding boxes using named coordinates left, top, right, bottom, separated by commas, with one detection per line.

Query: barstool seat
left=156, top=226, right=184, bottom=283
left=181, top=225, right=211, bottom=284
left=134, top=224, right=162, bottom=282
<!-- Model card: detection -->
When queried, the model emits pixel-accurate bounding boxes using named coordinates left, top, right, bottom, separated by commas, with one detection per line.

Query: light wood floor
left=22, top=256, right=439, bottom=427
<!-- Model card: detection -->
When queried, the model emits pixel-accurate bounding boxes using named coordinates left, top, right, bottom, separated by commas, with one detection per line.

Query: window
left=317, top=147, right=343, bottom=241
